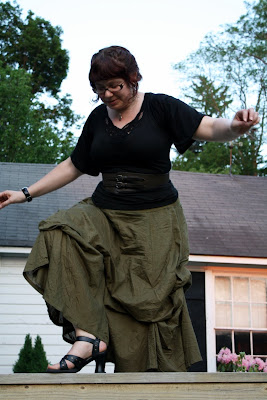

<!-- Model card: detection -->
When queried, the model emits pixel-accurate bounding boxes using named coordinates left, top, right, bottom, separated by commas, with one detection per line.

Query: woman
left=0, top=46, right=259, bottom=373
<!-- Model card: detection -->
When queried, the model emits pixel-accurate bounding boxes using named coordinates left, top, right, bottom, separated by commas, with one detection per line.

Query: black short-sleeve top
left=71, top=93, right=205, bottom=210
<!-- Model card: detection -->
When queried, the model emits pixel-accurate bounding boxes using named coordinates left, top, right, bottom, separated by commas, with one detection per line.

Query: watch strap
left=21, top=187, right=33, bottom=202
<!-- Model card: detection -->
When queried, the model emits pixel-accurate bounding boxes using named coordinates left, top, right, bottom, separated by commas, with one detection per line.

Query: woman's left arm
left=193, top=108, right=260, bottom=142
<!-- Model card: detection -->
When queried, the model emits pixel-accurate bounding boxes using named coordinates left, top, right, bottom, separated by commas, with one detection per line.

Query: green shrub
left=13, top=334, right=49, bottom=373
left=31, top=335, right=49, bottom=372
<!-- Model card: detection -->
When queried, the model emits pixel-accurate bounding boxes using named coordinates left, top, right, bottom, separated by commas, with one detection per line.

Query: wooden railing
left=0, top=372, right=267, bottom=400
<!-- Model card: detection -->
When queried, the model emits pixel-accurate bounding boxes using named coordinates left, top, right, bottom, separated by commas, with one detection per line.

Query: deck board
left=1, top=373, right=267, bottom=400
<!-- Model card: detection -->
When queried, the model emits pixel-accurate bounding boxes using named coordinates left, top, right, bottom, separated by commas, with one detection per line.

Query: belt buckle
left=116, top=174, right=125, bottom=189
left=116, top=174, right=124, bottom=182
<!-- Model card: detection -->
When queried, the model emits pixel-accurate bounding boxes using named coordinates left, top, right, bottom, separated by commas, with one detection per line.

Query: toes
left=47, top=363, right=60, bottom=370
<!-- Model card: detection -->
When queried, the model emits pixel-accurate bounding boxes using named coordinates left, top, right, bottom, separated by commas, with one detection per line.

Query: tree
left=0, top=1, right=69, bottom=95
left=0, top=1, right=81, bottom=164
left=172, top=142, right=237, bottom=174
left=0, top=62, right=79, bottom=163
left=13, top=334, right=33, bottom=373
left=0, top=62, right=33, bottom=162
left=31, top=335, right=49, bottom=373
left=173, top=0, right=267, bottom=176
left=185, top=75, right=233, bottom=118
left=13, top=334, right=49, bottom=373
left=172, top=75, right=236, bottom=174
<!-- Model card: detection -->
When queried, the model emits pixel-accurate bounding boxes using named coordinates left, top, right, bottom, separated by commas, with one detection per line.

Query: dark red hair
left=89, top=46, right=142, bottom=95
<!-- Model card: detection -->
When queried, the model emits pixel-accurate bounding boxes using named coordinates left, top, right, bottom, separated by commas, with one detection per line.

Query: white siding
left=0, top=256, right=114, bottom=374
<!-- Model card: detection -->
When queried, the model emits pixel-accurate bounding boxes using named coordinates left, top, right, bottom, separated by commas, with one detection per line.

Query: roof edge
left=1, top=248, right=266, bottom=266
left=189, top=254, right=267, bottom=266
left=0, top=246, right=32, bottom=256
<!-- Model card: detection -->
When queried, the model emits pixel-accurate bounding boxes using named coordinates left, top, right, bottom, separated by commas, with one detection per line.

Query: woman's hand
left=230, top=108, right=260, bottom=137
left=0, top=190, right=26, bottom=210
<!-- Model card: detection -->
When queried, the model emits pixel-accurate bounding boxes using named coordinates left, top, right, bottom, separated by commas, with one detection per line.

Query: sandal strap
left=76, top=336, right=95, bottom=344
left=59, top=357, right=68, bottom=370
left=92, top=338, right=100, bottom=357
left=63, top=354, right=91, bottom=369
left=76, top=336, right=100, bottom=357
left=56, top=337, right=103, bottom=372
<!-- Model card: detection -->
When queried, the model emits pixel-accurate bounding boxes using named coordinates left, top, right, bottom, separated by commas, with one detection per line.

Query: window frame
left=205, top=268, right=267, bottom=372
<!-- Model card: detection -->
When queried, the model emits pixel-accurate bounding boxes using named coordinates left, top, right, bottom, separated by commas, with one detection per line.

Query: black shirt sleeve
left=70, top=108, right=100, bottom=176
left=149, top=94, right=205, bottom=154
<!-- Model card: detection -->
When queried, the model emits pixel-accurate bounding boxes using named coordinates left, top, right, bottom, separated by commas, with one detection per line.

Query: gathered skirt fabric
left=23, top=198, right=201, bottom=372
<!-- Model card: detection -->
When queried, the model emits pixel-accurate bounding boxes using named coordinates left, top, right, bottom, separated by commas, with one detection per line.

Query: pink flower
left=217, top=347, right=267, bottom=373
left=241, top=358, right=250, bottom=371
left=222, top=353, right=232, bottom=364
left=231, top=353, right=238, bottom=363
left=255, top=358, right=265, bottom=371
left=245, top=355, right=254, bottom=364
left=217, top=352, right=223, bottom=363
left=224, top=348, right=232, bottom=355
left=217, top=347, right=234, bottom=364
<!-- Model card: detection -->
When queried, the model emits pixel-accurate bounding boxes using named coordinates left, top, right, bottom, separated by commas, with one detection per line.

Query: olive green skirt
left=24, top=198, right=201, bottom=372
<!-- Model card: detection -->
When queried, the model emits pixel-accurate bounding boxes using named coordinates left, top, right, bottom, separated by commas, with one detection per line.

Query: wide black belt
left=102, top=172, right=170, bottom=193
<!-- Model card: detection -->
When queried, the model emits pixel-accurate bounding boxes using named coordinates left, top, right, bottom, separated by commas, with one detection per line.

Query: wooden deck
left=1, top=372, right=267, bottom=400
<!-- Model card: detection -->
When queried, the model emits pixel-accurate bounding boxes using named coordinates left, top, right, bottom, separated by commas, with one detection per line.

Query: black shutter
left=185, top=271, right=207, bottom=371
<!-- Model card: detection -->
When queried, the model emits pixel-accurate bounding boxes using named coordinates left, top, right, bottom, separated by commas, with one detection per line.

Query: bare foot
left=47, top=333, right=107, bottom=371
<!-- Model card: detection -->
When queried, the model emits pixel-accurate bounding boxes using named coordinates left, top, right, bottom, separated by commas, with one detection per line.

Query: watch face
left=22, top=187, right=32, bottom=201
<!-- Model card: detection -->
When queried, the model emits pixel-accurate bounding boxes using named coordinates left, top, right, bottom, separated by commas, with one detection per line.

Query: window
left=215, top=275, right=267, bottom=358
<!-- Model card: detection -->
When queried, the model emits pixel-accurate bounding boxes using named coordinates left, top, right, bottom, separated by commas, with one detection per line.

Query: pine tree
left=13, top=334, right=49, bottom=373
left=32, top=335, right=49, bottom=372
left=13, top=334, right=33, bottom=373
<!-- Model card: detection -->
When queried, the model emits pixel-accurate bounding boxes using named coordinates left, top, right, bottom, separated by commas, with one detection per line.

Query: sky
left=10, top=0, right=248, bottom=124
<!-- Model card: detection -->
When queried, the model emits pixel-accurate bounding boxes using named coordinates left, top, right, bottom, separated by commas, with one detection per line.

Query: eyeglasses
left=94, top=83, right=124, bottom=95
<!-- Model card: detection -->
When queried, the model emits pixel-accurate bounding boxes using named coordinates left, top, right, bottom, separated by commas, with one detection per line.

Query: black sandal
left=46, top=336, right=106, bottom=373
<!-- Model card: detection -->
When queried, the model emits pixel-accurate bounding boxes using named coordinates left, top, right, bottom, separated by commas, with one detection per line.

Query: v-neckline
left=105, top=93, right=146, bottom=130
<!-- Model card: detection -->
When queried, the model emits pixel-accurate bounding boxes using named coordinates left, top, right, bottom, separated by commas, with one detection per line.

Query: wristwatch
left=21, top=187, right=33, bottom=202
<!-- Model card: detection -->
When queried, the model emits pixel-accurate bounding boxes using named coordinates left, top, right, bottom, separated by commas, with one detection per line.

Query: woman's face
left=94, top=78, right=135, bottom=111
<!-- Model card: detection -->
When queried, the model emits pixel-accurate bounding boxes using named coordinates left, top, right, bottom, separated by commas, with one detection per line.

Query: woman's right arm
left=0, top=157, right=83, bottom=210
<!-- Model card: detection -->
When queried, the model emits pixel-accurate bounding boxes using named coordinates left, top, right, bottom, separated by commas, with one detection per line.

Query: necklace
left=114, top=93, right=141, bottom=121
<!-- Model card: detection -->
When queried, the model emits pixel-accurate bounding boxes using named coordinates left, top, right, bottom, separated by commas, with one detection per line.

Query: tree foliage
left=173, top=0, right=267, bottom=176
left=185, top=75, right=233, bottom=118
left=0, top=62, right=79, bottom=163
left=13, top=334, right=33, bottom=373
left=31, top=335, right=49, bottom=373
left=173, top=75, right=238, bottom=174
left=0, top=1, right=69, bottom=95
left=0, top=1, right=81, bottom=164
left=13, top=334, right=49, bottom=373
